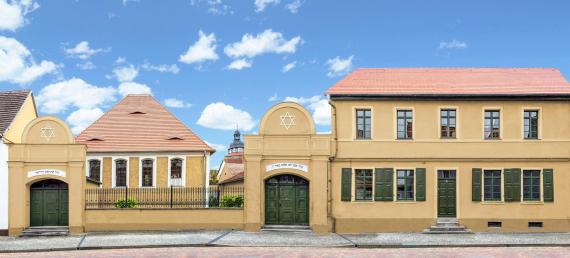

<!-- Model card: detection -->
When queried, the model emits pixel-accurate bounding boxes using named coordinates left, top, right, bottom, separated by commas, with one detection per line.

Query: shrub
left=115, top=198, right=137, bottom=208
left=208, top=195, right=220, bottom=207
left=221, top=195, right=244, bottom=208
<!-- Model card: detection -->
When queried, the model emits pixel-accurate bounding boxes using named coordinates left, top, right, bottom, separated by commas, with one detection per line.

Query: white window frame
left=85, top=157, right=103, bottom=186
left=481, top=168, right=504, bottom=203
left=394, top=108, right=415, bottom=140
left=522, top=107, right=542, bottom=140
left=394, top=167, right=416, bottom=202
left=112, top=157, right=130, bottom=188
left=521, top=168, right=543, bottom=203
left=352, top=107, right=374, bottom=140
left=139, top=156, right=157, bottom=188
left=482, top=107, right=503, bottom=140
left=351, top=167, right=375, bottom=202
left=438, top=106, right=459, bottom=139
left=168, top=156, right=186, bottom=187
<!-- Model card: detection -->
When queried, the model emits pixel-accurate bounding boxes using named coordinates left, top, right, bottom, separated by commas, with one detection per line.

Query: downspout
left=327, top=99, right=338, bottom=231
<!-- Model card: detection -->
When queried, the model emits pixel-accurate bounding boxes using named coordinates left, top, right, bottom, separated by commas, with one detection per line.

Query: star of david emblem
left=40, top=124, right=56, bottom=141
left=280, top=112, right=296, bottom=130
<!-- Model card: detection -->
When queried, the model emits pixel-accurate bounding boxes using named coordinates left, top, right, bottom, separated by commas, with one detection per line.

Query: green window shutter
left=504, top=168, right=521, bottom=202
left=374, top=168, right=382, bottom=201
left=472, top=168, right=482, bottom=202
left=415, top=168, right=426, bottom=201
left=341, top=168, right=352, bottom=202
left=376, top=168, right=393, bottom=201
left=512, top=168, right=521, bottom=202
left=543, top=169, right=554, bottom=202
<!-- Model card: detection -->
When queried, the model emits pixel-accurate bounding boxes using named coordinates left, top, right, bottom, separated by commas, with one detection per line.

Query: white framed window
left=86, top=157, right=102, bottom=183
left=168, top=156, right=186, bottom=187
left=139, top=157, right=157, bottom=187
left=112, top=157, right=129, bottom=188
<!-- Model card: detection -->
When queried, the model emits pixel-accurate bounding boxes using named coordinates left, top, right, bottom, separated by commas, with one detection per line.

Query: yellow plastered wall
left=129, top=157, right=139, bottom=188
left=102, top=157, right=112, bottom=188
left=3, top=93, right=37, bottom=144
left=157, top=157, right=168, bottom=187
left=186, top=156, right=205, bottom=187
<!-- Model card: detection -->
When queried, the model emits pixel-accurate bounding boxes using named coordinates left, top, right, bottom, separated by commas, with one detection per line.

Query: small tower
left=228, top=129, right=244, bottom=154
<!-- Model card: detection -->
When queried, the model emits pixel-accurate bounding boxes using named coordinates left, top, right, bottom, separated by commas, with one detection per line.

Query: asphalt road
left=1, top=246, right=569, bottom=258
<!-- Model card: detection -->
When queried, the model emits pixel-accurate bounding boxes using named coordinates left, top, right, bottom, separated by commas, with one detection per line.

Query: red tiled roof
left=76, top=94, right=214, bottom=153
left=0, top=90, right=32, bottom=134
left=326, top=68, right=570, bottom=96
left=218, top=163, right=244, bottom=184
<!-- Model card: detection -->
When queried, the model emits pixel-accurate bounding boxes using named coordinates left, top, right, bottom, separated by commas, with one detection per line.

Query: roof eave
left=328, top=93, right=570, bottom=101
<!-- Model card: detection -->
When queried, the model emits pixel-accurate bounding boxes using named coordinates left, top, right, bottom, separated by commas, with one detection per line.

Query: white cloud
left=224, top=29, right=301, bottom=59
left=66, top=108, right=104, bottom=135
left=164, top=98, right=192, bottom=108
left=197, top=102, right=256, bottom=131
left=115, top=57, right=126, bottom=64
left=268, top=93, right=278, bottom=102
left=191, top=0, right=233, bottom=15
left=113, top=64, right=138, bottom=82
left=77, top=61, right=95, bottom=70
left=64, top=41, right=109, bottom=60
left=36, top=78, right=117, bottom=114
left=326, top=55, right=353, bottom=77
left=122, top=0, right=139, bottom=6
left=286, top=0, right=303, bottom=13
left=0, top=36, right=58, bottom=84
left=205, top=141, right=226, bottom=152
left=179, top=30, right=219, bottom=65
left=284, top=95, right=331, bottom=126
left=438, top=39, right=468, bottom=50
left=254, top=0, right=280, bottom=12
left=227, top=58, right=252, bottom=70
left=0, top=0, right=39, bottom=31
left=141, top=62, right=180, bottom=74
left=118, top=82, right=152, bottom=96
left=282, top=61, right=296, bottom=72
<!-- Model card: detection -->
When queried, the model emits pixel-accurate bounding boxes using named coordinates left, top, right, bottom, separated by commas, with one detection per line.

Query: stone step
left=21, top=226, right=69, bottom=237
left=262, top=225, right=311, bottom=232
left=428, top=226, right=468, bottom=231
left=423, top=228, right=473, bottom=234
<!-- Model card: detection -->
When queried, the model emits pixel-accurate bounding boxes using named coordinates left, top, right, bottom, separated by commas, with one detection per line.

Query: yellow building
left=0, top=90, right=38, bottom=236
left=75, top=94, right=214, bottom=190
left=244, top=68, right=570, bottom=233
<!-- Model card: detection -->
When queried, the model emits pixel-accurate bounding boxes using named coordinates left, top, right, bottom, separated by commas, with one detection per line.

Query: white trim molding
left=139, top=156, right=157, bottom=188
left=112, top=157, right=130, bottom=188
left=167, top=156, right=186, bottom=187
left=85, top=157, right=103, bottom=187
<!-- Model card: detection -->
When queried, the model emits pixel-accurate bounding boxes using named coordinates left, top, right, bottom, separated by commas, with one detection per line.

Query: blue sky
left=1, top=0, right=570, bottom=165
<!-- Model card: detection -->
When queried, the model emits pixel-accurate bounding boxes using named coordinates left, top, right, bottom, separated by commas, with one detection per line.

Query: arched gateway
left=243, top=102, right=332, bottom=233
left=30, top=179, right=69, bottom=227
left=7, top=116, right=85, bottom=236
left=265, top=174, right=309, bottom=225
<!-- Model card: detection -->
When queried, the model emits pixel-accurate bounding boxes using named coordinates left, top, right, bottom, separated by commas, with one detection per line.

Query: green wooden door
left=265, top=175, right=309, bottom=225
left=437, top=170, right=457, bottom=217
left=30, top=180, right=68, bottom=227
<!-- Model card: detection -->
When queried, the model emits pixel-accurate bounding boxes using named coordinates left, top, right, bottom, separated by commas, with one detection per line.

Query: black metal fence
left=85, top=186, right=244, bottom=209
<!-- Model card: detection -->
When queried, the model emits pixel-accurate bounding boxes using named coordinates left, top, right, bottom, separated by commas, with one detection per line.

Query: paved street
left=2, top=246, right=570, bottom=258
left=3, top=231, right=570, bottom=253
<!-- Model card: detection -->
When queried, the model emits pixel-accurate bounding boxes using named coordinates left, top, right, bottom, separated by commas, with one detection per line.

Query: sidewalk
left=2, top=230, right=570, bottom=253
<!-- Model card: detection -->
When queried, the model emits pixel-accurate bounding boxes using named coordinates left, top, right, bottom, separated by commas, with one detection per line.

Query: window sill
left=394, top=200, right=416, bottom=203
left=395, top=138, right=414, bottom=141
left=440, top=137, right=457, bottom=140
left=482, top=201, right=504, bottom=205
left=353, top=138, right=372, bottom=141
left=484, top=138, right=502, bottom=141
left=521, top=201, right=544, bottom=205
left=523, top=138, right=541, bottom=141
left=352, top=200, right=374, bottom=203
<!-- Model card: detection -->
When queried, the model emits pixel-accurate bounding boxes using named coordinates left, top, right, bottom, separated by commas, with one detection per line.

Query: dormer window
left=129, top=111, right=146, bottom=115
left=167, top=134, right=184, bottom=140
left=87, top=135, right=105, bottom=141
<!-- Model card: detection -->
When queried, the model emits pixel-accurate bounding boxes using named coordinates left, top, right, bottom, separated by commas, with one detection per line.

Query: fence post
left=170, top=186, right=173, bottom=208
left=125, top=186, right=128, bottom=202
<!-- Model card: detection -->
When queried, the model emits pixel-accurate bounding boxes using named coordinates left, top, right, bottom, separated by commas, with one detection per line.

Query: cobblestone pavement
left=1, top=246, right=570, bottom=258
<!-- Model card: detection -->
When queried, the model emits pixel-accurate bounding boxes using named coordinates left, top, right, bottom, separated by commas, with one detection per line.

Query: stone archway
left=264, top=174, right=309, bottom=226
left=30, top=179, right=69, bottom=227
